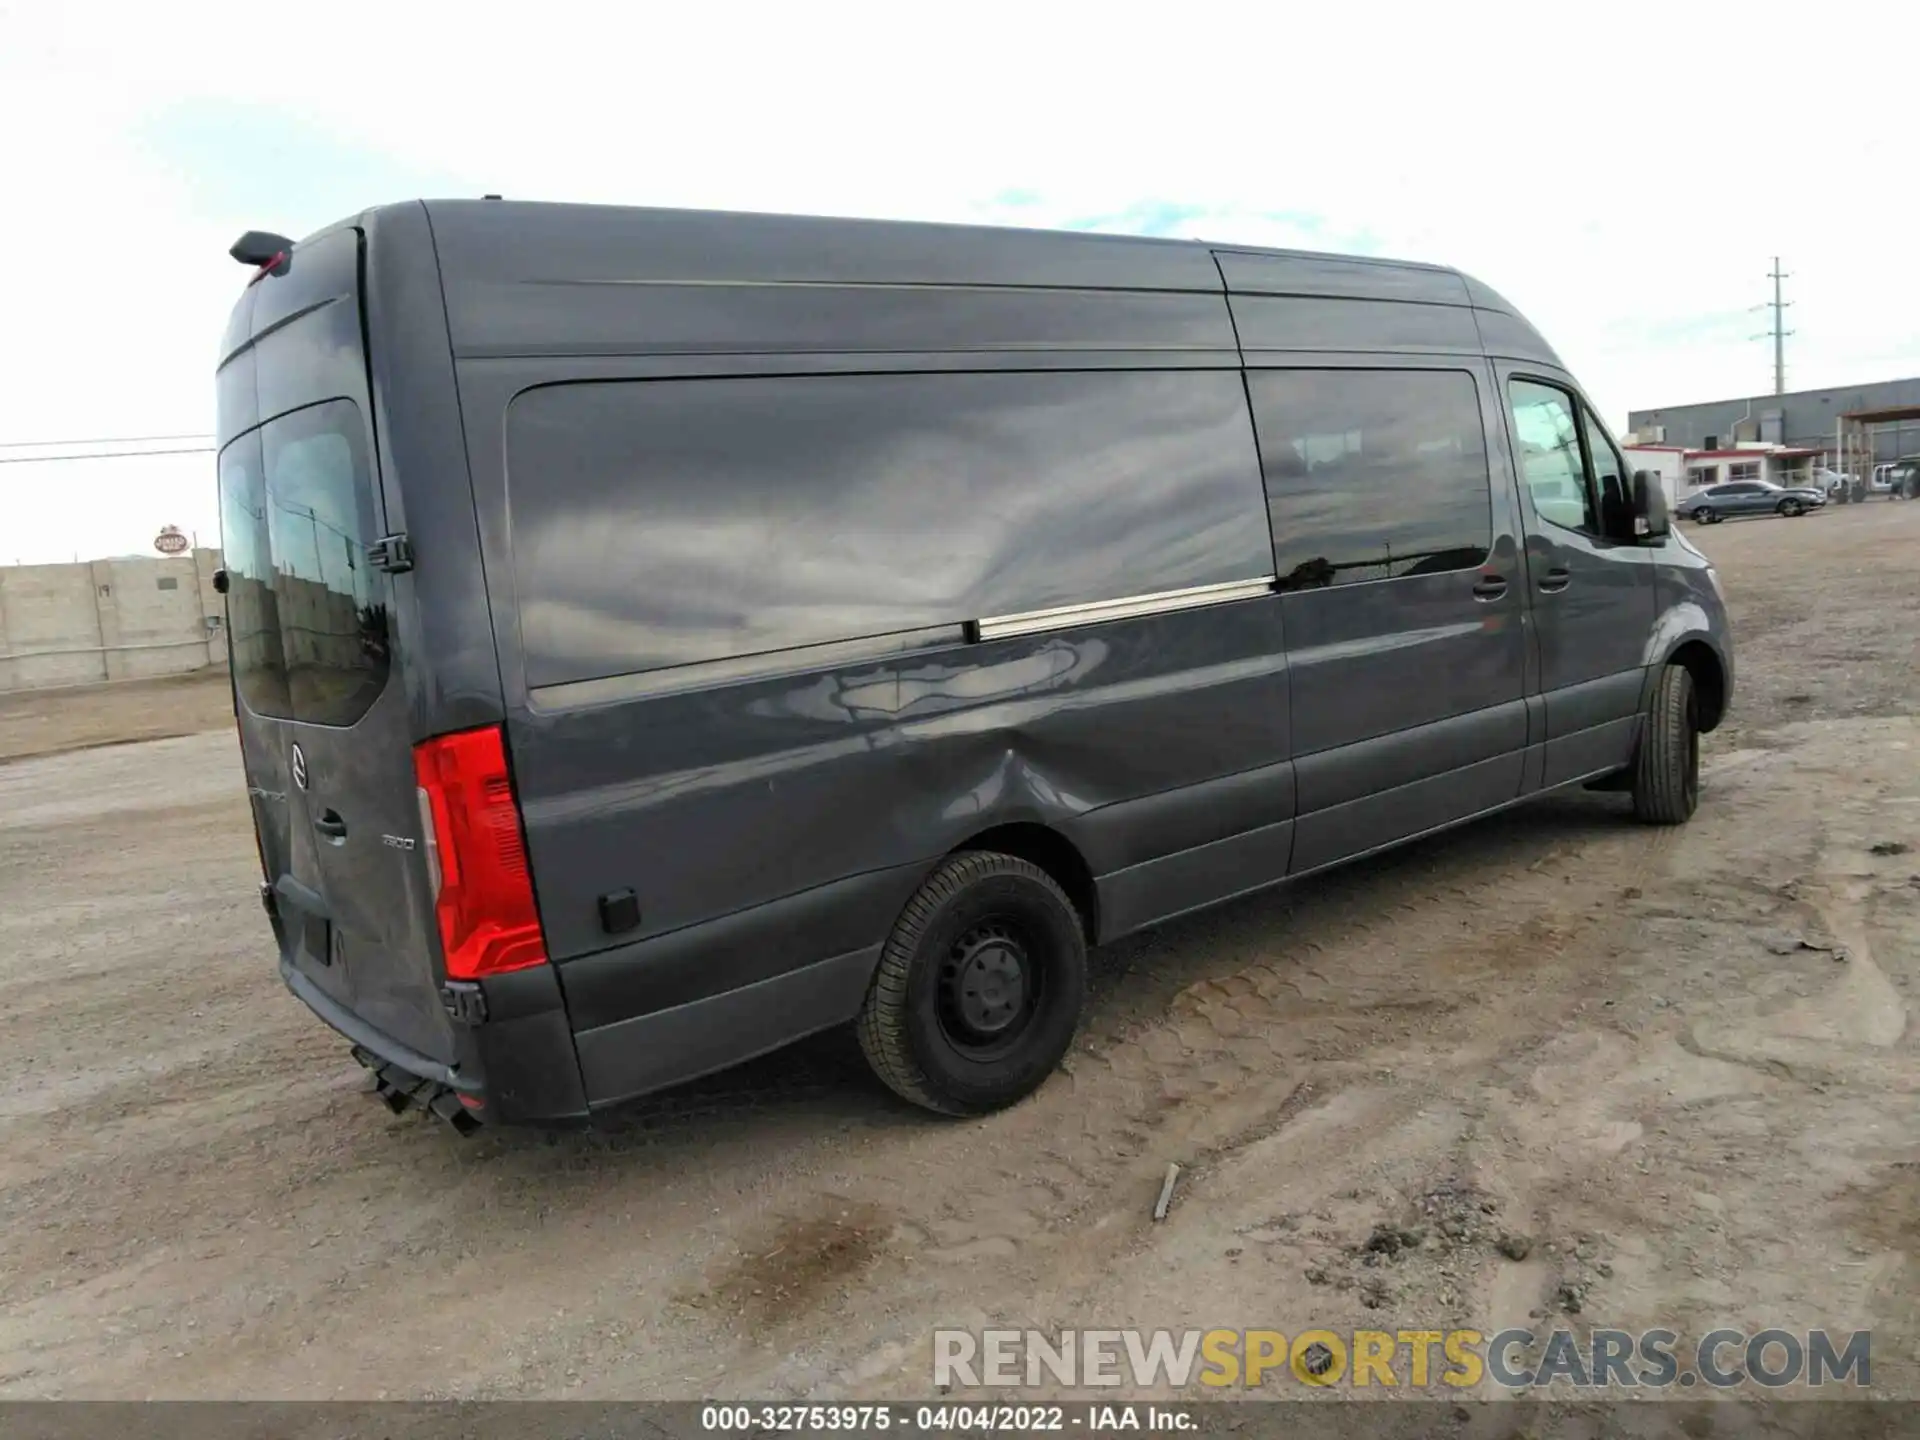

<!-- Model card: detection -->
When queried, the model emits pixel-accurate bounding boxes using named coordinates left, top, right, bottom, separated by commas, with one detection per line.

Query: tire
left=1778, top=499, right=1803, bottom=517
left=857, top=850, right=1087, bottom=1116
left=1692, top=506, right=1716, bottom=524
left=1632, top=664, right=1700, bottom=826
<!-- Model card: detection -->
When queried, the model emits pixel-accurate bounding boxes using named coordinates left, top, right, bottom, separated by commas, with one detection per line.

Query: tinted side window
left=218, top=429, right=291, bottom=719
left=1579, top=407, right=1630, bottom=537
left=506, top=371, right=1271, bottom=688
left=216, top=399, right=389, bottom=726
left=261, top=401, right=390, bottom=726
left=1245, top=369, right=1492, bottom=590
left=1507, top=380, right=1596, bottom=533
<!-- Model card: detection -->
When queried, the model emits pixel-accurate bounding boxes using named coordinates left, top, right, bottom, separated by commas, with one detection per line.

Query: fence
left=0, top=549, right=227, bottom=693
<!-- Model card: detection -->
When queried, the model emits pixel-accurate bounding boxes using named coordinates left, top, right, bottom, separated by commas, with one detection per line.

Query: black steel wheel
left=938, top=920, right=1037, bottom=1057
left=857, top=850, right=1087, bottom=1116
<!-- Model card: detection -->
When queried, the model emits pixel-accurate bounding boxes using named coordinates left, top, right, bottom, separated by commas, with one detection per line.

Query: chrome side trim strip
left=528, top=578, right=1279, bottom=712
left=529, top=624, right=967, bottom=713
left=968, top=576, right=1278, bottom=643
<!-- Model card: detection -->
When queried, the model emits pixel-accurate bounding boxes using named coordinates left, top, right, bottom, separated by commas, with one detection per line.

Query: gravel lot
left=2, top=503, right=1915, bottom=1401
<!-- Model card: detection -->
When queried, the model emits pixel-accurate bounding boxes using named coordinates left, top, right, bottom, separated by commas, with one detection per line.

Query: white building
left=1623, top=441, right=1824, bottom=500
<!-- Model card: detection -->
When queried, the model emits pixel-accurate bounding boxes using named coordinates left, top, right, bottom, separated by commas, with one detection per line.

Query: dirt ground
left=0, top=669, right=234, bottom=764
left=1, top=504, right=1915, bottom=1403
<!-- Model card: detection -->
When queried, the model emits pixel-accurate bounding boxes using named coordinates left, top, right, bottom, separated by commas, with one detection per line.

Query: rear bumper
left=281, top=956, right=471, bottom=1092
left=278, top=955, right=591, bottom=1128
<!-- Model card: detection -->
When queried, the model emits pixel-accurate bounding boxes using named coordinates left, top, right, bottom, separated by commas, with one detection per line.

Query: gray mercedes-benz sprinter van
left=215, top=200, right=1732, bottom=1131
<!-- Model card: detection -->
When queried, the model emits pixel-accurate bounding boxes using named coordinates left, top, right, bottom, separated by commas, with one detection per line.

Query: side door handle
left=1471, top=574, right=1509, bottom=601
left=314, top=809, right=349, bottom=842
left=1537, top=566, right=1572, bottom=594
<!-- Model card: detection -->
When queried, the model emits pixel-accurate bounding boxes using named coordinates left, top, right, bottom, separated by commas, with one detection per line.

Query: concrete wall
left=0, top=549, right=227, bottom=693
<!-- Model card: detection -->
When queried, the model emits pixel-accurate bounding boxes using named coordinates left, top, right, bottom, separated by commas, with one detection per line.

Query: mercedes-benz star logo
left=290, top=742, right=309, bottom=791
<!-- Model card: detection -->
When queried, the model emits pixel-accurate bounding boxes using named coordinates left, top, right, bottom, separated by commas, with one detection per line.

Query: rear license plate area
left=296, top=910, right=334, bottom=969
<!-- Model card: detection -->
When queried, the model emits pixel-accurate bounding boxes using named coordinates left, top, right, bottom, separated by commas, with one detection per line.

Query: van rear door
left=217, top=224, right=455, bottom=1068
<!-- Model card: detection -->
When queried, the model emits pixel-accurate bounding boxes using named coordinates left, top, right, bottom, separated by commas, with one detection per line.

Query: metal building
left=1627, top=377, right=1920, bottom=463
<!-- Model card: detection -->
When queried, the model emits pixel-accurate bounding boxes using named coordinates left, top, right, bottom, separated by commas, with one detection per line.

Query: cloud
left=138, top=99, right=481, bottom=233
left=1063, top=201, right=1215, bottom=239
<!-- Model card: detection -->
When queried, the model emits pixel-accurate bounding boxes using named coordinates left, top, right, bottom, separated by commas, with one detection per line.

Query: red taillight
left=411, top=725, right=548, bottom=982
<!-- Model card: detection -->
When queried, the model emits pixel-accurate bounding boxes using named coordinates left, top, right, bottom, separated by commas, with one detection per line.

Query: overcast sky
left=3, top=1, right=1915, bottom=564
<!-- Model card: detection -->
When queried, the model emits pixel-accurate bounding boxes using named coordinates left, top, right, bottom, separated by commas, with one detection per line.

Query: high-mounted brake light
left=412, top=726, right=548, bottom=982
left=229, top=229, right=293, bottom=285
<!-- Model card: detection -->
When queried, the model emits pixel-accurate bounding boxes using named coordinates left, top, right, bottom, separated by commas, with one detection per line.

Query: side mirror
left=1631, top=471, right=1671, bottom=540
left=212, top=568, right=231, bottom=595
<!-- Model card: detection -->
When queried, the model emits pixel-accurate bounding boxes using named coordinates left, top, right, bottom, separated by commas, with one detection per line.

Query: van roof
left=319, top=198, right=1513, bottom=306
left=258, top=199, right=1559, bottom=369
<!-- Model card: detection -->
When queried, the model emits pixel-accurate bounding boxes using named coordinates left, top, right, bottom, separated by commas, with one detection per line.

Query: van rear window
left=216, top=399, right=390, bottom=726
left=505, top=371, right=1272, bottom=690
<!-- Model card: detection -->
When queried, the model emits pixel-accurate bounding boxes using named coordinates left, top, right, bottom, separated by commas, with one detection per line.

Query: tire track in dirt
left=879, top=724, right=1904, bottom=1403
left=736, top=793, right=1671, bottom=1370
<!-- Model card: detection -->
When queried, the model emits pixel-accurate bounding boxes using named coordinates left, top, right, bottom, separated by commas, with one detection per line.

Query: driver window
left=1507, top=379, right=1597, bottom=533
left=1580, top=407, right=1631, bottom=538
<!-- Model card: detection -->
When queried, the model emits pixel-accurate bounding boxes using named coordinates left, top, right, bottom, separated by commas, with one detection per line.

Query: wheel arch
left=1664, top=639, right=1728, bottom=733
left=945, top=822, right=1098, bottom=945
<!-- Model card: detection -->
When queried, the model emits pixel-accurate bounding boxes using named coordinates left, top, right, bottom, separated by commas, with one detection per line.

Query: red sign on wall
left=154, top=526, right=190, bottom=556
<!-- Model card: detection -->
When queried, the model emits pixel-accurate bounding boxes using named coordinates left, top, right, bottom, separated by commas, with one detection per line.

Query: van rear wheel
left=857, top=851, right=1087, bottom=1116
left=1632, top=663, right=1699, bottom=825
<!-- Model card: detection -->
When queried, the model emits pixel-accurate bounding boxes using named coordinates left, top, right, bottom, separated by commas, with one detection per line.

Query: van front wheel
left=1632, top=663, right=1700, bottom=825
left=857, top=851, right=1087, bottom=1116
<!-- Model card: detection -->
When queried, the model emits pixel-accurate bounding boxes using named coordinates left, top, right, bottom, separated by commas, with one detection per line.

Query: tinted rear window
left=1245, top=369, right=1492, bottom=589
left=217, top=399, right=390, bottom=726
left=505, top=371, right=1271, bottom=689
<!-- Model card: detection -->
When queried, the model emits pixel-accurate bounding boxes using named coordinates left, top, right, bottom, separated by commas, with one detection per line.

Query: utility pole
left=1753, top=258, right=1793, bottom=395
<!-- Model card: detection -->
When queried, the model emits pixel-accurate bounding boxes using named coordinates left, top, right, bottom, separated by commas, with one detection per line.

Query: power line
left=0, top=445, right=215, bottom=466
left=0, top=431, right=212, bottom=451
